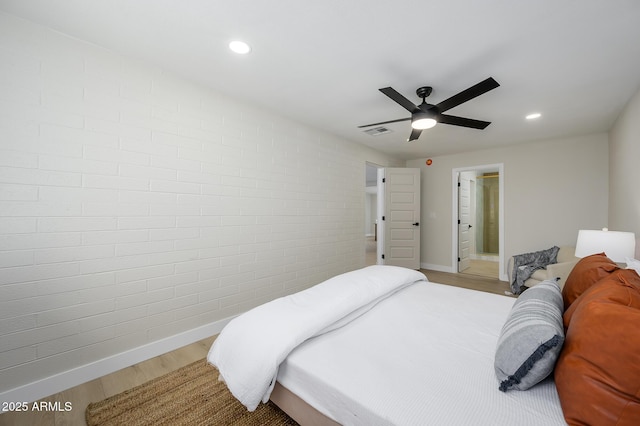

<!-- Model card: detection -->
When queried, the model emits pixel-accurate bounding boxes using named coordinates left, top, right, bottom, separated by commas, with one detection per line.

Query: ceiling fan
left=358, top=77, right=500, bottom=141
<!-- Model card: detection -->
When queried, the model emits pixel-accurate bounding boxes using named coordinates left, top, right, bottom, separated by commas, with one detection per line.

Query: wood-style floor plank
left=0, top=338, right=216, bottom=426
left=0, top=396, right=55, bottom=426
left=0, top=272, right=507, bottom=426
left=422, top=268, right=512, bottom=297
left=54, top=379, right=104, bottom=426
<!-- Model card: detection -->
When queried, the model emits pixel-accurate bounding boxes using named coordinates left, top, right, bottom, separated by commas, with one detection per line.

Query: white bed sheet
left=276, top=280, right=566, bottom=426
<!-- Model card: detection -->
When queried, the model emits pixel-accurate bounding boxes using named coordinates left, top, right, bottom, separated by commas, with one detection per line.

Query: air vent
left=363, top=126, right=393, bottom=136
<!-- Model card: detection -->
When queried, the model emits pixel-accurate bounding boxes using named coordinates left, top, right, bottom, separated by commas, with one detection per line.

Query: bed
left=207, top=265, right=568, bottom=425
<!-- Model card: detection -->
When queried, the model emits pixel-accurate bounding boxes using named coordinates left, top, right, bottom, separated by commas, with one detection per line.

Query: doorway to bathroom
left=453, top=164, right=504, bottom=280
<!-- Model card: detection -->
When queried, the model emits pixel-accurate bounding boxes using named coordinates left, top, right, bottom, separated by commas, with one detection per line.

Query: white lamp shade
left=574, top=230, right=636, bottom=262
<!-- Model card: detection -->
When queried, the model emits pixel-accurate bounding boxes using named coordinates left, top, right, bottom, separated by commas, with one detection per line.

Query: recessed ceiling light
left=525, top=113, right=542, bottom=120
left=229, top=40, right=251, bottom=54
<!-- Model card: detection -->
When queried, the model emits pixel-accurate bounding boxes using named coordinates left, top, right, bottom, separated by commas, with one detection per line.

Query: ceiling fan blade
left=435, top=77, right=500, bottom=113
left=407, top=128, right=422, bottom=141
left=357, top=117, right=411, bottom=128
left=438, top=114, right=491, bottom=129
left=379, top=87, right=420, bottom=113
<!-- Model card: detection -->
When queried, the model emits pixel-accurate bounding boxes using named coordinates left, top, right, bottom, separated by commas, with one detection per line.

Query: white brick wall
left=0, top=12, right=401, bottom=394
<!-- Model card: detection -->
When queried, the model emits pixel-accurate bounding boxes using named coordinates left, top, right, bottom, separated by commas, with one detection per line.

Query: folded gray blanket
left=510, top=246, right=560, bottom=294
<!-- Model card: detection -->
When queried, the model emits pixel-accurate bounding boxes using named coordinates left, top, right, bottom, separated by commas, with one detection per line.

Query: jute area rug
left=86, top=358, right=298, bottom=425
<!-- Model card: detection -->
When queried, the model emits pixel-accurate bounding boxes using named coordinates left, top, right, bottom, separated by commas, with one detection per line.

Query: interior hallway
left=365, top=236, right=377, bottom=266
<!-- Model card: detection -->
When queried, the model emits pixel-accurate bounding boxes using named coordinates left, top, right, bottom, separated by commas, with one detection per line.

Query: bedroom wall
left=406, top=133, right=609, bottom=274
left=0, top=13, right=401, bottom=399
left=609, top=85, right=640, bottom=257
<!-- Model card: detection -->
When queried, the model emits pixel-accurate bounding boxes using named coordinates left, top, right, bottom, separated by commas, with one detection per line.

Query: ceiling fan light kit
left=411, top=112, right=437, bottom=130
left=359, top=77, right=500, bottom=142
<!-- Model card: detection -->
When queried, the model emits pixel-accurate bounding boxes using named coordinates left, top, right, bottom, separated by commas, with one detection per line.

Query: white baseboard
left=420, top=263, right=455, bottom=273
left=0, top=316, right=234, bottom=404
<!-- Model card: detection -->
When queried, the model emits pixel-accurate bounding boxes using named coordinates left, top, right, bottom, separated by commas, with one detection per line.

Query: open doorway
left=365, top=162, right=381, bottom=266
left=452, top=164, right=505, bottom=280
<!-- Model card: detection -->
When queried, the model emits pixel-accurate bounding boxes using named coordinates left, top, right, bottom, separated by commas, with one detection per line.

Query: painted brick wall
left=0, top=13, right=399, bottom=394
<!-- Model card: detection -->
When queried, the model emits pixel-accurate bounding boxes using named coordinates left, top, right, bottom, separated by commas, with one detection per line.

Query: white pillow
left=625, top=257, right=640, bottom=275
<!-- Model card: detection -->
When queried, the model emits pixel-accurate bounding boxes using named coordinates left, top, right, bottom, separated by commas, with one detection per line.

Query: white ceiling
left=2, top=0, right=640, bottom=160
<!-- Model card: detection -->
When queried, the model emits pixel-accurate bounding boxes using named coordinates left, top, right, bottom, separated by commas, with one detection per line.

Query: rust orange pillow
left=562, top=252, right=618, bottom=310
left=554, top=269, right=640, bottom=426
left=564, top=267, right=635, bottom=328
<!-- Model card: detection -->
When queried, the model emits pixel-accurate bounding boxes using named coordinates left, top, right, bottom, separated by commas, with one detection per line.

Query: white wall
left=406, top=133, right=609, bottom=274
left=609, top=86, right=640, bottom=257
left=0, top=12, right=401, bottom=399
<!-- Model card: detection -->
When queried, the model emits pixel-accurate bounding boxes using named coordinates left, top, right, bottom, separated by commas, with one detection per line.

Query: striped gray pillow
left=494, top=279, right=564, bottom=391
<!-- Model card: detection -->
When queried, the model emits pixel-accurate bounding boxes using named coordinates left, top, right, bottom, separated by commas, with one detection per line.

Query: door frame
left=457, top=171, right=473, bottom=272
left=451, top=163, right=506, bottom=281
left=365, top=162, right=382, bottom=265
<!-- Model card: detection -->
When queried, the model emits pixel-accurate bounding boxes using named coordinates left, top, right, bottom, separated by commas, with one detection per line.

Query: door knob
left=413, top=222, right=420, bottom=226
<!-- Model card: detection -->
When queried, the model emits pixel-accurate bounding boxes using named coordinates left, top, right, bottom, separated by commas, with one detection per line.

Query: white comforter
left=277, top=281, right=566, bottom=425
left=207, top=265, right=426, bottom=411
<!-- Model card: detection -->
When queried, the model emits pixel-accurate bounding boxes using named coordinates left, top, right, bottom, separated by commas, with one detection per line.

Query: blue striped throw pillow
left=494, top=279, right=565, bottom=391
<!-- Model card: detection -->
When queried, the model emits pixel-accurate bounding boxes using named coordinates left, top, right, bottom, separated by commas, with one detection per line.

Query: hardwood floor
left=423, top=267, right=512, bottom=296
left=0, top=269, right=511, bottom=426
left=0, top=337, right=216, bottom=426
left=460, top=259, right=500, bottom=279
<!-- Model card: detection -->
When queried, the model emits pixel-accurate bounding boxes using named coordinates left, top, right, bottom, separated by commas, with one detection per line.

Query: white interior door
left=380, top=168, right=421, bottom=269
left=458, top=173, right=471, bottom=272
